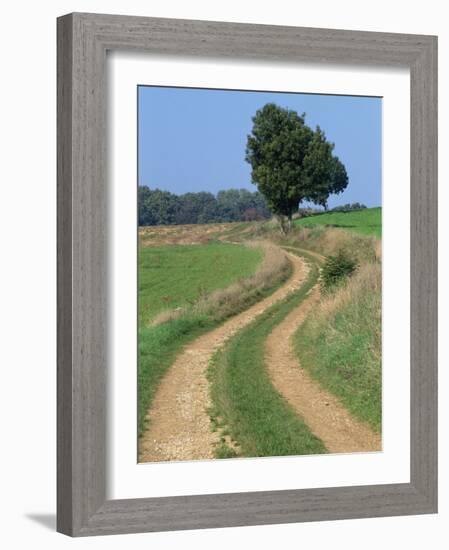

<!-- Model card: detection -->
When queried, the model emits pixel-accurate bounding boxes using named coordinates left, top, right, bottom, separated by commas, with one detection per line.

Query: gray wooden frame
left=57, top=12, right=438, bottom=537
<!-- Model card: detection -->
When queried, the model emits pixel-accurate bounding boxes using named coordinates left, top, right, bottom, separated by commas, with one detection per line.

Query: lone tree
left=245, top=103, right=348, bottom=233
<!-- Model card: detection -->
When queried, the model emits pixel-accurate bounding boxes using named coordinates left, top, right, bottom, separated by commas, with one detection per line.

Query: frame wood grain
left=57, top=12, right=438, bottom=536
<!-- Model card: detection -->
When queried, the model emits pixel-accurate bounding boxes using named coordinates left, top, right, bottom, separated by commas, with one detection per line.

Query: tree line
left=328, top=202, right=367, bottom=213
left=138, top=186, right=271, bottom=226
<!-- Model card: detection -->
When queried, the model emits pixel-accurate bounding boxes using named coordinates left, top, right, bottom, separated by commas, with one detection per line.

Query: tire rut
left=265, top=259, right=382, bottom=454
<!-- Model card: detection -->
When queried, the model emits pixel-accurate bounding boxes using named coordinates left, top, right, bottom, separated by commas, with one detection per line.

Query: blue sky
left=138, top=86, right=382, bottom=209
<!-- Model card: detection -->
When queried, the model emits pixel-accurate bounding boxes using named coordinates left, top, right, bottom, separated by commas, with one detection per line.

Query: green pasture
left=294, top=207, right=381, bottom=237
left=139, top=242, right=262, bottom=326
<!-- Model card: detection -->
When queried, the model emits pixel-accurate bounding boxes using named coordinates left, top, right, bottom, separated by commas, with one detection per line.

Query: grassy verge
left=208, top=250, right=326, bottom=458
left=294, top=262, right=382, bottom=431
left=138, top=241, right=291, bottom=436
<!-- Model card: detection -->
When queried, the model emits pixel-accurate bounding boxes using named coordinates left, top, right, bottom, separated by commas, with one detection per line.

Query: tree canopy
left=245, top=103, right=348, bottom=231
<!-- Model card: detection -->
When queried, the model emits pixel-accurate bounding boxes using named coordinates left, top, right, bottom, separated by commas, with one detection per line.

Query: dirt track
left=265, top=275, right=382, bottom=454
left=139, top=245, right=381, bottom=462
left=138, top=249, right=308, bottom=462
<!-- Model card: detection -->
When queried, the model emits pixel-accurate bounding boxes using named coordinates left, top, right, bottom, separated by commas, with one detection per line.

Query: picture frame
left=57, top=12, right=437, bottom=537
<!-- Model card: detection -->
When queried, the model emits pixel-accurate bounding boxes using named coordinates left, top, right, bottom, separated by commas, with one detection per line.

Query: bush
left=321, top=250, right=356, bottom=290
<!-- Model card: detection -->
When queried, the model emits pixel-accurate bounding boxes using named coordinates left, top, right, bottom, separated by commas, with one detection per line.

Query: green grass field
left=208, top=249, right=326, bottom=458
left=139, top=243, right=263, bottom=326
left=294, top=207, right=381, bottom=237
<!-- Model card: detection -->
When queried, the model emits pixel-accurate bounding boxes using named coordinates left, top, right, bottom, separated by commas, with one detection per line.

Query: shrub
left=321, top=250, right=356, bottom=290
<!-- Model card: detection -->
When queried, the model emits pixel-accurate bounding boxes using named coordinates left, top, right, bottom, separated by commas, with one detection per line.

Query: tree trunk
left=277, top=213, right=293, bottom=235
left=277, top=214, right=287, bottom=235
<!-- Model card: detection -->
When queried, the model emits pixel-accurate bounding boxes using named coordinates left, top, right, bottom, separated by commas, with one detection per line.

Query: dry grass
left=314, top=262, right=381, bottom=326
left=151, top=241, right=290, bottom=326
left=236, top=221, right=381, bottom=266
left=290, top=220, right=382, bottom=431
left=139, top=223, right=241, bottom=247
left=150, top=307, right=184, bottom=325
left=308, top=257, right=381, bottom=367
left=294, top=259, right=382, bottom=430
left=292, top=226, right=380, bottom=264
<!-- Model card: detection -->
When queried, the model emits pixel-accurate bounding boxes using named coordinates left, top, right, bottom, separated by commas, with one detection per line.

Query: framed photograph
left=57, top=12, right=437, bottom=536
